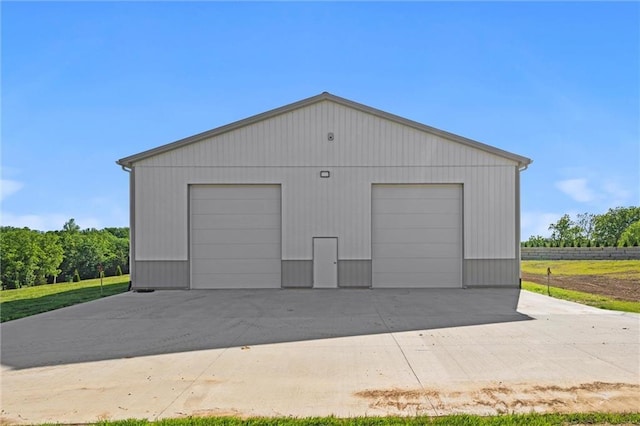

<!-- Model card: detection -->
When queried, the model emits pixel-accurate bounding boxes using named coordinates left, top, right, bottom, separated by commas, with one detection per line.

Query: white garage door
left=372, top=184, right=462, bottom=288
left=190, top=185, right=281, bottom=289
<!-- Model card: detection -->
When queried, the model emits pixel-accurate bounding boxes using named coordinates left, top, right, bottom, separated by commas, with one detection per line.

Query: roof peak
left=117, top=92, right=532, bottom=168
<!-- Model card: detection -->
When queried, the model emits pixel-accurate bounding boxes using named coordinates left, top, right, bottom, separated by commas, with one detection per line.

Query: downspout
left=117, top=162, right=134, bottom=290
left=517, top=160, right=531, bottom=287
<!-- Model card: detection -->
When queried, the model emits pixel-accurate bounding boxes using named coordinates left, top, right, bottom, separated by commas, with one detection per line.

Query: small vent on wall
left=327, top=132, right=334, bottom=141
left=320, top=171, right=330, bottom=178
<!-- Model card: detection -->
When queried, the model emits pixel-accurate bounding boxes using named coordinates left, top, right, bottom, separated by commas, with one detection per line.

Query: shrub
left=3, top=280, right=18, bottom=290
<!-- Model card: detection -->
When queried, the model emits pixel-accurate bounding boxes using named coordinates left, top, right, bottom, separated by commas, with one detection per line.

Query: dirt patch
left=354, top=381, right=640, bottom=415
left=356, top=389, right=428, bottom=411
left=522, top=272, right=640, bottom=302
left=185, top=408, right=248, bottom=419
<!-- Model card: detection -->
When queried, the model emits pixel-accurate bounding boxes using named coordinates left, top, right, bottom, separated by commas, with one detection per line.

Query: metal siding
left=134, top=261, right=189, bottom=289
left=464, top=259, right=519, bottom=287
left=372, top=185, right=462, bottom=288
left=132, top=101, right=518, bottom=273
left=134, top=165, right=515, bottom=264
left=134, top=167, right=188, bottom=260
left=463, top=166, right=515, bottom=259
left=337, top=260, right=371, bottom=287
left=190, top=185, right=281, bottom=289
left=281, top=260, right=313, bottom=288
left=136, top=102, right=516, bottom=168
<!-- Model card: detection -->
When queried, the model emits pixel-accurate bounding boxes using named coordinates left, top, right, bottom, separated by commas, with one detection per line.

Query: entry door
left=313, top=238, right=338, bottom=288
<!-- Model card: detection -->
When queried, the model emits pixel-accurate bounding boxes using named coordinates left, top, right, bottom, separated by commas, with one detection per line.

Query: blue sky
left=2, top=2, right=638, bottom=239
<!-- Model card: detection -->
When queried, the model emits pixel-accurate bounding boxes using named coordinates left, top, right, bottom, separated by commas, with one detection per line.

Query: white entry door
left=313, top=238, right=338, bottom=288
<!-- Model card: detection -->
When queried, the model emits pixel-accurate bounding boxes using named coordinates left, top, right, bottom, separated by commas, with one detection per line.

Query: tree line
left=1, top=219, right=129, bottom=290
left=522, top=206, right=640, bottom=247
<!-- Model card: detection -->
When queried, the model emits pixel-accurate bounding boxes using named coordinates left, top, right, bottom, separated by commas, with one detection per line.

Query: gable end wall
left=131, top=101, right=521, bottom=288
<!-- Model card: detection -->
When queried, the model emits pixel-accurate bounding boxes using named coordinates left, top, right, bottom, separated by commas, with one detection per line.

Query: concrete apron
left=1, top=289, right=638, bottom=423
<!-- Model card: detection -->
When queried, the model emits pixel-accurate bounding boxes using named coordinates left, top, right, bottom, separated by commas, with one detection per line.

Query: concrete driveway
left=1, top=289, right=638, bottom=423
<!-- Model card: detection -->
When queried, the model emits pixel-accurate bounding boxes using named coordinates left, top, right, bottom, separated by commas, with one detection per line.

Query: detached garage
left=117, top=92, right=531, bottom=290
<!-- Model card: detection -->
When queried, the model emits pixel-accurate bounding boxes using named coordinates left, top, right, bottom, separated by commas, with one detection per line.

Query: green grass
left=521, top=260, right=640, bottom=279
left=521, top=260, right=639, bottom=313
left=0, top=275, right=130, bottom=322
left=522, top=281, right=640, bottom=313
left=88, top=412, right=640, bottom=426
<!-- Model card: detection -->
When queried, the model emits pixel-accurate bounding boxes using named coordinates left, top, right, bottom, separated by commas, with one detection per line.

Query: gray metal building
left=117, top=93, right=532, bottom=290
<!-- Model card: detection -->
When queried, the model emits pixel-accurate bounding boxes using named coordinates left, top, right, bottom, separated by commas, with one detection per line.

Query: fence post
left=546, top=267, right=552, bottom=296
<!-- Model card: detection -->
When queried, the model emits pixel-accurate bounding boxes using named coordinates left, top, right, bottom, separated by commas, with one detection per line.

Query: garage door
left=372, top=184, right=462, bottom=288
left=190, top=185, right=281, bottom=289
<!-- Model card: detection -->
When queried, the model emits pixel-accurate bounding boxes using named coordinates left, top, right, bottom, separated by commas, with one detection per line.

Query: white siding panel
left=463, top=167, right=516, bottom=259
left=134, top=165, right=515, bottom=263
left=134, top=167, right=188, bottom=260
left=136, top=101, right=517, bottom=168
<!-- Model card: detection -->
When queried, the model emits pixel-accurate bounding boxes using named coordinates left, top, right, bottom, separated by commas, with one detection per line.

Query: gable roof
left=117, top=92, right=532, bottom=169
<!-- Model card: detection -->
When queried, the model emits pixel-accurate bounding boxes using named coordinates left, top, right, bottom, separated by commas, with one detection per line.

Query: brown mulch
left=522, top=272, right=640, bottom=302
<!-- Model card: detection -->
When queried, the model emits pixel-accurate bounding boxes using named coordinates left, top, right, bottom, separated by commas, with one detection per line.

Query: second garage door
left=190, top=185, right=281, bottom=289
left=372, top=184, right=462, bottom=288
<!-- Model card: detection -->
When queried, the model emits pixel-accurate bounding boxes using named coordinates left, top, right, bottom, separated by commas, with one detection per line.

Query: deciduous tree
left=618, top=220, right=640, bottom=247
left=593, top=207, right=640, bottom=246
left=548, top=214, right=581, bottom=246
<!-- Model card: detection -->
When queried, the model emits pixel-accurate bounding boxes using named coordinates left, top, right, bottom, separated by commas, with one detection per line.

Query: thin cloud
left=555, top=175, right=636, bottom=209
left=600, top=180, right=632, bottom=207
left=555, top=178, right=595, bottom=203
left=521, top=211, right=563, bottom=239
left=0, top=179, right=24, bottom=201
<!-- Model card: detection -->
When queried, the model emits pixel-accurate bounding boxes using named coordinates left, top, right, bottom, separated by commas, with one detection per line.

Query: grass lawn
left=521, top=259, right=640, bottom=279
left=521, top=281, right=640, bottom=313
left=0, top=275, right=130, bottom=322
left=93, top=412, right=640, bottom=426
left=521, top=259, right=639, bottom=313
